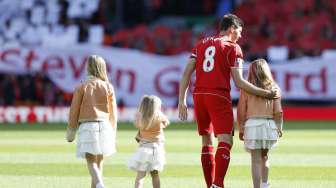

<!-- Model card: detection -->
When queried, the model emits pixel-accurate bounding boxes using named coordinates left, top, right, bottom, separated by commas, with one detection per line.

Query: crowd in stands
left=0, top=0, right=334, bottom=59
left=0, top=74, right=72, bottom=106
left=0, top=0, right=335, bottom=106
left=235, top=0, right=336, bottom=60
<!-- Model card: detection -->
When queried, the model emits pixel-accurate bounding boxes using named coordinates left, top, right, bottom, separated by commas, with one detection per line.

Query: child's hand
left=277, top=129, right=283, bottom=138
left=135, top=131, right=140, bottom=143
left=239, top=132, right=244, bottom=141
left=162, top=118, right=170, bottom=128
left=66, top=127, right=77, bottom=142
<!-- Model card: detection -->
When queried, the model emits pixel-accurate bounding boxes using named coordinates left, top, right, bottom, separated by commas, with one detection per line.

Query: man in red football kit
left=178, top=14, right=278, bottom=188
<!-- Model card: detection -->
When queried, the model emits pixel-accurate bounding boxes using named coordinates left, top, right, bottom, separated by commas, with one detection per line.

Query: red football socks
left=213, top=142, right=232, bottom=187
left=201, top=145, right=215, bottom=187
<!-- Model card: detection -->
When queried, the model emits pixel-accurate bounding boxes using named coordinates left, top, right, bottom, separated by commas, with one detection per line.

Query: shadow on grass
left=0, top=121, right=335, bottom=131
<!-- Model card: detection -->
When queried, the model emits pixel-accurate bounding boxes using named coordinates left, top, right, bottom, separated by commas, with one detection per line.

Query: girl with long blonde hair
left=237, top=59, right=283, bottom=188
left=66, top=55, right=118, bottom=188
left=128, top=95, right=169, bottom=188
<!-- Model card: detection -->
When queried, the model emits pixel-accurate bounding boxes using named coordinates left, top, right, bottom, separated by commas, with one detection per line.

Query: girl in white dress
left=128, top=95, right=169, bottom=188
left=237, top=59, right=283, bottom=188
left=66, top=55, right=118, bottom=188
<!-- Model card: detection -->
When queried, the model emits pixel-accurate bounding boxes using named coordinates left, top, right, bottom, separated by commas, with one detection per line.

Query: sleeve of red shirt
left=190, top=39, right=204, bottom=59
left=228, top=44, right=244, bottom=67
left=190, top=45, right=197, bottom=59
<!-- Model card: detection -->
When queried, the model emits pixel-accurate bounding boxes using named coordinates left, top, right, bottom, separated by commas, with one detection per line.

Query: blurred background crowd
left=0, top=0, right=335, bottom=106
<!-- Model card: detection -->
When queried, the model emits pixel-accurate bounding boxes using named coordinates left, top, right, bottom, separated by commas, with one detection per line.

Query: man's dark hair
left=219, top=14, right=244, bottom=31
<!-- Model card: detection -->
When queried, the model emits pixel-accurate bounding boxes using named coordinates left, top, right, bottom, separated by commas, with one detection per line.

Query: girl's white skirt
left=76, top=121, right=116, bottom=158
left=244, top=118, right=279, bottom=151
left=128, top=142, right=165, bottom=172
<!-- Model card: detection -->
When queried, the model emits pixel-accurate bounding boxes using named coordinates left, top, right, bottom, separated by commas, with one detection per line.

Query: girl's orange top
left=135, top=112, right=169, bottom=142
left=68, top=77, right=117, bottom=129
left=238, top=90, right=282, bottom=121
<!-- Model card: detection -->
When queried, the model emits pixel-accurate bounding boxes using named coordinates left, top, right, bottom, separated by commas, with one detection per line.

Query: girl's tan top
left=135, top=112, right=169, bottom=142
left=68, top=77, right=117, bottom=129
left=238, top=90, right=282, bottom=123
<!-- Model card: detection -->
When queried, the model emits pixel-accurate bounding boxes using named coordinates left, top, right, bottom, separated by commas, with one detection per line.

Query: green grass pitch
left=0, top=121, right=335, bottom=188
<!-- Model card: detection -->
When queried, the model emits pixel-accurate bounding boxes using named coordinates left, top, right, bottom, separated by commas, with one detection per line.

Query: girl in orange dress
left=237, top=59, right=283, bottom=188
left=128, top=95, right=169, bottom=188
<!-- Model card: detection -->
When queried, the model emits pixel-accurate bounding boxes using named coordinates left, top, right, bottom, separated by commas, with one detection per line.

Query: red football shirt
left=191, top=35, right=243, bottom=95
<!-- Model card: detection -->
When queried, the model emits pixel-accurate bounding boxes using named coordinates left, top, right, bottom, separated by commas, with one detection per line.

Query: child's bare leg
left=85, top=153, right=104, bottom=188
left=150, top=170, right=160, bottom=188
left=135, top=171, right=146, bottom=188
left=261, top=149, right=269, bottom=183
left=97, top=155, right=104, bottom=175
left=91, top=180, right=94, bottom=188
left=85, top=153, right=97, bottom=188
left=96, top=155, right=104, bottom=187
left=251, top=149, right=262, bottom=188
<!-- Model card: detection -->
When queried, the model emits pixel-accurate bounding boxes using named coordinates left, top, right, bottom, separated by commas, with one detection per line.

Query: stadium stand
left=0, top=0, right=334, bottom=57
left=0, top=0, right=335, bottom=106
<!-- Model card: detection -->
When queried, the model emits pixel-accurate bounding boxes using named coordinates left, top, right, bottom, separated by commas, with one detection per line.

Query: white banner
left=231, top=57, right=336, bottom=101
left=0, top=46, right=335, bottom=106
